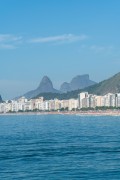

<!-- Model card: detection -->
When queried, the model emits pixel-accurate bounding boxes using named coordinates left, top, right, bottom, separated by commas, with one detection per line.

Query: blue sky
left=0, top=0, right=120, bottom=99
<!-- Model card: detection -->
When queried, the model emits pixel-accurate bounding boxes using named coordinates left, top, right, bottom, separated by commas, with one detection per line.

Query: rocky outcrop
left=60, top=74, right=96, bottom=93
left=23, top=76, right=59, bottom=99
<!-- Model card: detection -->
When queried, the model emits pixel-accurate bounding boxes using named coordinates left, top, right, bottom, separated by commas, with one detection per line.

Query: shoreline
left=1, top=110, right=120, bottom=116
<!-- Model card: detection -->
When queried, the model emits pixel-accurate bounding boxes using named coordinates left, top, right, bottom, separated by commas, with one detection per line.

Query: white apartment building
left=78, top=92, right=88, bottom=109
left=11, top=101, right=18, bottom=112
left=0, top=103, right=6, bottom=113
left=68, top=99, right=78, bottom=111
left=78, top=92, right=120, bottom=109
left=1, top=92, right=120, bottom=113
left=101, top=93, right=116, bottom=107
left=116, top=93, right=120, bottom=107
left=49, top=100, right=55, bottom=111
left=60, top=100, right=69, bottom=110
left=89, top=94, right=96, bottom=108
left=43, top=101, right=49, bottom=111
left=95, top=96, right=102, bottom=107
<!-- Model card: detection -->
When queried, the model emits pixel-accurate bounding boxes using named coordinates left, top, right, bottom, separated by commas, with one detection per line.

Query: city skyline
left=1, top=91, right=120, bottom=113
left=0, top=0, right=120, bottom=99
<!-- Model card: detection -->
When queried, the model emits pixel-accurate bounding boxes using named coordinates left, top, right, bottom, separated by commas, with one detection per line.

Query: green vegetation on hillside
left=33, top=72, right=120, bottom=100
left=85, top=72, right=120, bottom=95
left=34, top=90, right=81, bottom=100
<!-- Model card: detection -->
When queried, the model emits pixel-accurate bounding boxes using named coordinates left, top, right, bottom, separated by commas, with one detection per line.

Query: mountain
left=60, top=82, right=71, bottom=92
left=38, top=76, right=57, bottom=92
left=60, top=74, right=96, bottom=92
left=22, top=72, right=120, bottom=100
left=23, top=74, right=96, bottom=99
left=34, top=72, right=120, bottom=100
left=23, top=76, right=59, bottom=99
left=84, top=72, right=120, bottom=95
left=0, top=95, right=3, bottom=103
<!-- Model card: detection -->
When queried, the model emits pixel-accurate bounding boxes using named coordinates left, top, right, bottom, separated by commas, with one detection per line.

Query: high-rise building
left=116, top=93, right=120, bottom=107
left=78, top=92, right=88, bottom=109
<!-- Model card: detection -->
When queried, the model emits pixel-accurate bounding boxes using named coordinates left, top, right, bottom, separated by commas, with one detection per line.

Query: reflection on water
left=0, top=115, right=120, bottom=179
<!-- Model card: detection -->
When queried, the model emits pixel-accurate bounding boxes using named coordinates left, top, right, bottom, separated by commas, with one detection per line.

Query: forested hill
left=84, top=72, right=120, bottom=95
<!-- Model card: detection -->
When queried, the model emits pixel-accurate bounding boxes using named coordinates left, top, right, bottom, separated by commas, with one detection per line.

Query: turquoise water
left=0, top=115, right=120, bottom=179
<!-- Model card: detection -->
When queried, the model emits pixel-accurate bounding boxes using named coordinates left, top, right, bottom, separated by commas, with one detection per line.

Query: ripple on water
left=0, top=115, right=120, bottom=179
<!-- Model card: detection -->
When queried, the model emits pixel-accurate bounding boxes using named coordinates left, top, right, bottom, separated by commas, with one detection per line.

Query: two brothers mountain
left=23, top=74, right=96, bottom=99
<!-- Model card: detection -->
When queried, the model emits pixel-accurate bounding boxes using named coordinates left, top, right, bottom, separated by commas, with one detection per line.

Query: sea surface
left=0, top=115, right=120, bottom=179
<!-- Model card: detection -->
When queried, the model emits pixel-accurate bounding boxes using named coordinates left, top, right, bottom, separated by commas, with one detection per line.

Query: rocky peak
left=0, top=95, right=3, bottom=103
left=37, top=76, right=53, bottom=91
left=70, top=74, right=95, bottom=91
left=60, top=82, right=71, bottom=93
left=23, top=75, right=59, bottom=99
left=60, top=74, right=96, bottom=92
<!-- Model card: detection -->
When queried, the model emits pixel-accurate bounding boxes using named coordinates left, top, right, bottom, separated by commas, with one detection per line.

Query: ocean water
left=0, top=115, right=120, bottom=179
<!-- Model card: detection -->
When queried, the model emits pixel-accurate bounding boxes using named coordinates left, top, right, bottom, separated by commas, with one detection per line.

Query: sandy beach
left=0, top=110, right=120, bottom=116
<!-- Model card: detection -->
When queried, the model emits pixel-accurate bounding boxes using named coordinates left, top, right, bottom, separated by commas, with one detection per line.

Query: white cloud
left=29, top=34, right=88, bottom=43
left=0, top=33, right=89, bottom=49
left=0, top=44, right=16, bottom=49
left=0, top=34, right=22, bottom=42
left=90, top=45, right=113, bottom=53
left=0, top=34, right=23, bottom=50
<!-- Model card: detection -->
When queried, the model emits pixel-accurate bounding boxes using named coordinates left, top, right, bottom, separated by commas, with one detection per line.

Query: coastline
left=1, top=110, right=120, bottom=116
